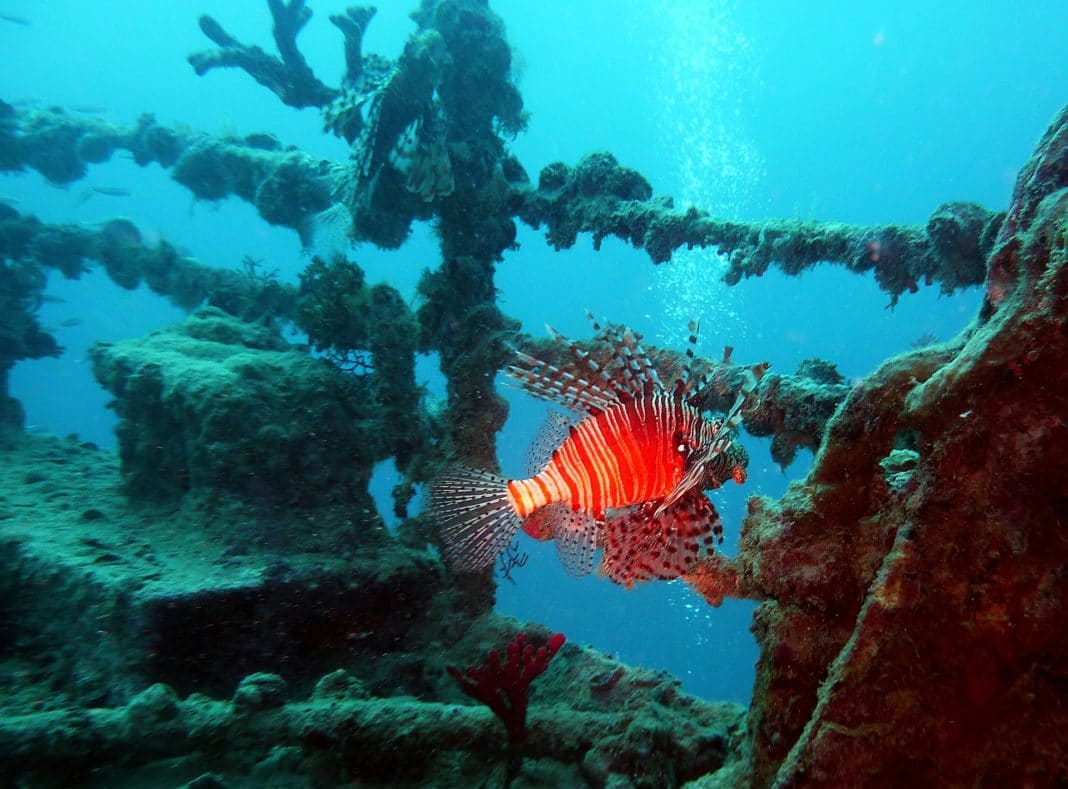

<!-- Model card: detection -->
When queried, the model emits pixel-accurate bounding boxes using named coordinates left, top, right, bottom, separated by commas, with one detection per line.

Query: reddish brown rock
left=727, top=106, right=1068, bottom=786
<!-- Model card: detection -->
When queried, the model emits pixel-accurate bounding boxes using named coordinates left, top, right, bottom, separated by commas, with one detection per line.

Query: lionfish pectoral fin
left=524, top=410, right=576, bottom=476
left=505, top=352, right=619, bottom=416
left=602, top=492, right=719, bottom=588
left=655, top=445, right=715, bottom=517
left=429, top=467, right=521, bottom=572
left=552, top=507, right=601, bottom=577
left=525, top=503, right=601, bottom=576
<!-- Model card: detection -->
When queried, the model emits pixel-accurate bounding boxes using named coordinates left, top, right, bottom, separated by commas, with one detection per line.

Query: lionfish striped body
left=430, top=315, right=765, bottom=587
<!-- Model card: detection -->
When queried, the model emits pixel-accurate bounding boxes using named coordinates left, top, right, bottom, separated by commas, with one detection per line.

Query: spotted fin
left=552, top=507, right=601, bottom=577
left=505, top=351, right=620, bottom=415
left=547, top=323, right=617, bottom=395
left=672, top=318, right=704, bottom=400
left=601, top=492, right=720, bottom=588
left=615, top=326, right=664, bottom=398
left=525, top=410, right=575, bottom=476
left=429, top=467, right=521, bottom=572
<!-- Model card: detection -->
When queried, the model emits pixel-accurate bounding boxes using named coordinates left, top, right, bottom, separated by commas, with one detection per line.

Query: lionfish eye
left=674, top=431, right=692, bottom=455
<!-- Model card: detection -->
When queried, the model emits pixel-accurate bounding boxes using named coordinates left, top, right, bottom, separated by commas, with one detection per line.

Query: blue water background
left=2, top=1, right=1064, bottom=703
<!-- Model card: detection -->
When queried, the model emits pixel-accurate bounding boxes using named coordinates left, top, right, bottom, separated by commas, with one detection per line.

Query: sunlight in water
left=646, top=1, right=765, bottom=351
left=642, top=2, right=764, bottom=639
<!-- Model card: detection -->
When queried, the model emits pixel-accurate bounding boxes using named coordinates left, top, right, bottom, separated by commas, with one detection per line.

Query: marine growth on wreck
left=1, top=2, right=1065, bottom=786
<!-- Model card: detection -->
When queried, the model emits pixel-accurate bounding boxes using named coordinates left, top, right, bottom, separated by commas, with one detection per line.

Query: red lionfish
left=429, top=315, right=767, bottom=587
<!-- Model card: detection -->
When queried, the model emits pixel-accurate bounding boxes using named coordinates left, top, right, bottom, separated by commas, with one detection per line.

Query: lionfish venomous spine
left=429, top=314, right=766, bottom=587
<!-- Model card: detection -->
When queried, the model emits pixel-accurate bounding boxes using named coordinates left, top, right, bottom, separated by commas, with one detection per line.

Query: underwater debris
left=89, top=307, right=386, bottom=510
left=0, top=206, right=295, bottom=317
left=448, top=631, right=566, bottom=743
left=1, top=0, right=1065, bottom=782
left=0, top=640, right=742, bottom=785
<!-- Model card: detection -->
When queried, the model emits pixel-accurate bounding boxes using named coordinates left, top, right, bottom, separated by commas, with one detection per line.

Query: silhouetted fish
left=70, top=104, right=109, bottom=115
left=75, top=186, right=132, bottom=205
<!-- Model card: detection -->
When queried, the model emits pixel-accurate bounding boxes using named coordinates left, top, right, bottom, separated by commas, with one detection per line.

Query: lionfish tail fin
left=429, top=467, right=522, bottom=572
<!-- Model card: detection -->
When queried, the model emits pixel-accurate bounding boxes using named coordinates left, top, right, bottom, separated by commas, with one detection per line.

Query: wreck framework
left=0, top=1, right=1065, bottom=786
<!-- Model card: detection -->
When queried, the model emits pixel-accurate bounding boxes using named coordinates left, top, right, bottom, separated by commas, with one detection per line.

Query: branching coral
left=448, top=631, right=566, bottom=743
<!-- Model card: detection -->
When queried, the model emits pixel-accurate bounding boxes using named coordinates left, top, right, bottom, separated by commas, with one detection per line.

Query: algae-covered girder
left=0, top=203, right=888, bottom=489
left=0, top=653, right=743, bottom=786
left=517, top=152, right=1002, bottom=305
left=2, top=102, right=1000, bottom=304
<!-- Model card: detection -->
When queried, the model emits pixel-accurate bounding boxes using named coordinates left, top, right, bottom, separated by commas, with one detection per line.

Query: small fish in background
left=431, top=314, right=767, bottom=588
left=0, top=12, right=30, bottom=25
left=910, top=331, right=940, bottom=349
left=74, top=185, right=132, bottom=205
left=42, top=317, right=84, bottom=333
left=69, top=104, right=109, bottom=115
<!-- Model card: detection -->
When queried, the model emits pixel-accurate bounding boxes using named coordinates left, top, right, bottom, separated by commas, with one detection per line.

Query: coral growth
left=449, top=631, right=566, bottom=743
left=681, top=105, right=1068, bottom=786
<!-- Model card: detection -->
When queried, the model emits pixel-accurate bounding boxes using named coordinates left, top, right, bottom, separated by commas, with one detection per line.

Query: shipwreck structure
left=0, top=1, right=1064, bottom=786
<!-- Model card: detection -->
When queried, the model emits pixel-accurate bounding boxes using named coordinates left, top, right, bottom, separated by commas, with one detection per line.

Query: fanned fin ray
left=673, top=319, right=703, bottom=401
left=525, top=410, right=576, bottom=476
left=546, top=324, right=618, bottom=394
left=505, top=351, right=619, bottom=415
left=584, top=312, right=666, bottom=401
left=429, top=467, right=521, bottom=572
left=552, top=507, right=601, bottom=577
left=601, top=492, right=719, bottom=588
left=616, top=326, right=664, bottom=398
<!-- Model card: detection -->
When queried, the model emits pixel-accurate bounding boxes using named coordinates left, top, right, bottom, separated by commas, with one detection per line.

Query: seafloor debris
left=0, top=431, right=743, bottom=784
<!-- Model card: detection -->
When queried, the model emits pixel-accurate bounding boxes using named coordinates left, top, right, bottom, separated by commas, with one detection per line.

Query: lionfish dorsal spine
left=618, top=327, right=664, bottom=397
left=547, top=324, right=618, bottom=394
left=674, top=318, right=700, bottom=399
left=584, top=311, right=666, bottom=401
left=506, top=352, right=620, bottom=415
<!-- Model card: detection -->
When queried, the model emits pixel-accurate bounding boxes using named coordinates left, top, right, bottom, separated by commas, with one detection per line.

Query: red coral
left=448, top=631, right=566, bottom=743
